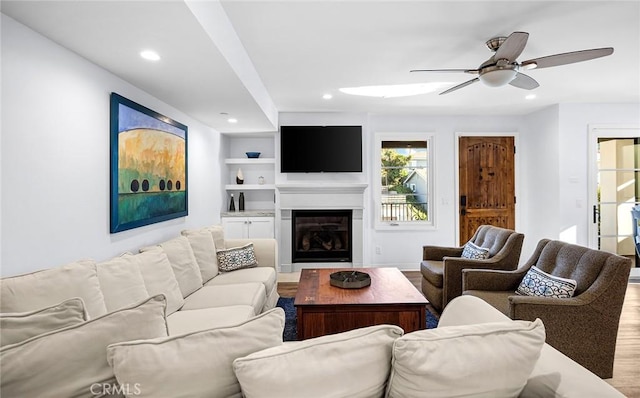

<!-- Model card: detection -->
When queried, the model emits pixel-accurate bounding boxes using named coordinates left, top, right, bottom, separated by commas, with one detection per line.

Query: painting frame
left=110, top=93, right=188, bottom=233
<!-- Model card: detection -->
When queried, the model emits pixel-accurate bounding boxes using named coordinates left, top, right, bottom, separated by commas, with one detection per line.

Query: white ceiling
left=3, top=1, right=639, bottom=133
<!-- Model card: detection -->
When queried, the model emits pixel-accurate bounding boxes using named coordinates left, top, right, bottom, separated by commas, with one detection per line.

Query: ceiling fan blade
left=495, top=31, right=529, bottom=62
left=521, top=47, right=613, bottom=69
left=509, top=73, right=539, bottom=90
left=440, top=78, right=480, bottom=95
left=411, top=69, right=478, bottom=74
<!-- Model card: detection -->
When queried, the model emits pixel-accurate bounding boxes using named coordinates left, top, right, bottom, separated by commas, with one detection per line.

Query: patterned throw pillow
left=516, top=266, right=577, bottom=298
left=461, top=242, right=490, bottom=260
left=216, top=243, right=258, bottom=272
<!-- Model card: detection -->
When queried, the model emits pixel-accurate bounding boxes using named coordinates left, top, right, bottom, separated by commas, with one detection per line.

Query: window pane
left=380, top=139, right=429, bottom=223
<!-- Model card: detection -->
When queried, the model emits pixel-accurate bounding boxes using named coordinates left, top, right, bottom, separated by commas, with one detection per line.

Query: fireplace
left=292, top=210, right=352, bottom=263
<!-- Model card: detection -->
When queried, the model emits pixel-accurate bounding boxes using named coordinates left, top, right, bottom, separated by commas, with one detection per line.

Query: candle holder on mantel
left=236, top=168, right=244, bottom=184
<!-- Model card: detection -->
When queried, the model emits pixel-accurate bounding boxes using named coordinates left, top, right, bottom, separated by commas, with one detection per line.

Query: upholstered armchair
left=462, top=239, right=631, bottom=378
left=420, top=225, right=524, bottom=312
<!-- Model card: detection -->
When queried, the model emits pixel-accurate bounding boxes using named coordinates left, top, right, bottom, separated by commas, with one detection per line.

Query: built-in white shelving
left=221, top=132, right=276, bottom=213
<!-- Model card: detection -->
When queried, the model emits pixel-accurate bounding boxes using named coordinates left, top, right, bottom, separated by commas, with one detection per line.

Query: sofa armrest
left=462, top=268, right=528, bottom=292
left=224, top=238, right=278, bottom=270
left=440, top=296, right=625, bottom=398
left=423, top=245, right=463, bottom=261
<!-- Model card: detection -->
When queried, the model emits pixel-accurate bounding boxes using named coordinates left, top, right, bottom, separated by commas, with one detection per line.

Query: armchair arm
left=442, top=256, right=520, bottom=308
left=462, top=267, right=528, bottom=292
left=423, top=245, right=463, bottom=261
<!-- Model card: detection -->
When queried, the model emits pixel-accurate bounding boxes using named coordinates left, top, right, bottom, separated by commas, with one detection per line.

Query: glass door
left=591, top=134, right=640, bottom=264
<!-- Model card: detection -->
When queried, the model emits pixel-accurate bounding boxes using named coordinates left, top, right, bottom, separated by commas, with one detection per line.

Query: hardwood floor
left=278, top=271, right=640, bottom=397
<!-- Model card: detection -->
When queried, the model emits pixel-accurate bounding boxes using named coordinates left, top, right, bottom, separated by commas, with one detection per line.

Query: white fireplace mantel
left=277, top=183, right=367, bottom=272
left=277, top=183, right=367, bottom=210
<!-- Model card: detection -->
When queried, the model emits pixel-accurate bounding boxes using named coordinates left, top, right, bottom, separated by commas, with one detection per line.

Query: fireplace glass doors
left=292, top=210, right=352, bottom=263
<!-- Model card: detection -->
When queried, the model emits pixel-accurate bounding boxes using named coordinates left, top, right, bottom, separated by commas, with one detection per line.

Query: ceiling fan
left=411, top=32, right=613, bottom=95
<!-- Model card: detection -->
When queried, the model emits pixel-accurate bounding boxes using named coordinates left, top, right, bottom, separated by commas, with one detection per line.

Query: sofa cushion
left=0, top=295, right=168, bottom=398
left=107, top=308, right=284, bottom=398
left=516, top=266, right=578, bottom=298
left=181, top=228, right=220, bottom=282
left=141, top=236, right=203, bottom=298
left=0, top=297, right=87, bottom=347
left=133, top=250, right=184, bottom=315
left=386, top=319, right=545, bottom=398
left=205, top=267, right=277, bottom=300
left=205, top=224, right=226, bottom=250
left=225, top=238, right=277, bottom=269
left=97, top=255, right=149, bottom=312
left=182, top=283, right=266, bottom=314
left=461, top=241, right=490, bottom=259
left=233, top=325, right=403, bottom=398
left=0, top=259, right=107, bottom=319
left=217, top=243, right=258, bottom=272
left=166, top=305, right=256, bottom=336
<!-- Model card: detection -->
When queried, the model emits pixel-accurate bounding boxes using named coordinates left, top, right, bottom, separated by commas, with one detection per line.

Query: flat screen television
left=280, top=125, right=362, bottom=173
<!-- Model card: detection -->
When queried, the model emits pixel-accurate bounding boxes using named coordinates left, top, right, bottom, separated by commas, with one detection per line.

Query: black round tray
left=329, top=271, right=371, bottom=289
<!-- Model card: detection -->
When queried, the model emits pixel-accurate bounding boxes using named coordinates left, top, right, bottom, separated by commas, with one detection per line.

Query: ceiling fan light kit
left=479, top=67, right=518, bottom=87
left=411, top=31, right=613, bottom=95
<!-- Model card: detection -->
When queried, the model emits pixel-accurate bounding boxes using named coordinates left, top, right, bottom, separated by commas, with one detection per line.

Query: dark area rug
left=276, top=297, right=439, bottom=342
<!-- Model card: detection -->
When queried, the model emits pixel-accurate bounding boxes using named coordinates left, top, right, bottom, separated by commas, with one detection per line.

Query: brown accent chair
left=420, top=225, right=524, bottom=312
left=462, top=239, right=631, bottom=378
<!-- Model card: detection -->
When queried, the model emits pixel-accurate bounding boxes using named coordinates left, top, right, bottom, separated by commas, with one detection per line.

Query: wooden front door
left=459, top=136, right=515, bottom=243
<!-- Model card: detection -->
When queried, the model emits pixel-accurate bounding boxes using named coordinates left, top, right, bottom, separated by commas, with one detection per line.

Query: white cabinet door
left=222, top=217, right=274, bottom=239
left=246, top=217, right=274, bottom=238
left=221, top=218, right=247, bottom=239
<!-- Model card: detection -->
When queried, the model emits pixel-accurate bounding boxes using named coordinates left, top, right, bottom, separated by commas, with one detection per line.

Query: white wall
left=1, top=15, right=223, bottom=276
left=557, top=103, right=640, bottom=247
left=519, top=105, right=561, bottom=257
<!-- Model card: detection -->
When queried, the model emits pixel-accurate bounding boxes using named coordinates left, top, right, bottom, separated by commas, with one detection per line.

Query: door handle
left=460, top=195, right=467, bottom=216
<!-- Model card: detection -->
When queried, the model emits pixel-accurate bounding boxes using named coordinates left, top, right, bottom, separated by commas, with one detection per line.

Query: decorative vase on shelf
left=229, top=194, right=236, bottom=211
left=236, top=168, right=244, bottom=184
left=258, top=176, right=265, bottom=185
left=239, top=192, right=245, bottom=211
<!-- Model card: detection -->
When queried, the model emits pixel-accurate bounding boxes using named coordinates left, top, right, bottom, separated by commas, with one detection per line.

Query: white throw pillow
left=516, top=266, right=578, bottom=298
left=107, top=308, right=285, bottom=398
left=97, top=255, right=149, bottom=312
left=141, top=236, right=203, bottom=298
left=0, top=297, right=87, bottom=347
left=181, top=228, right=220, bottom=282
left=134, top=250, right=184, bottom=315
left=461, top=241, right=490, bottom=260
left=217, top=243, right=258, bottom=272
left=233, top=324, right=404, bottom=398
left=386, top=319, right=545, bottom=398
left=0, top=295, right=168, bottom=398
left=0, top=259, right=108, bottom=319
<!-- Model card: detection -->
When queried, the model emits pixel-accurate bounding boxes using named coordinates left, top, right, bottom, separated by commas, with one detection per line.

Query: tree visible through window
left=377, top=137, right=432, bottom=226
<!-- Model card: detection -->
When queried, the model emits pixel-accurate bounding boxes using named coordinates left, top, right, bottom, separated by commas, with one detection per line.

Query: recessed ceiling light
left=339, top=82, right=454, bottom=98
left=525, top=94, right=537, bottom=100
left=322, top=94, right=333, bottom=100
left=140, top=50, right=160, bottom=61
left=228, top=118, right=238, bottom=124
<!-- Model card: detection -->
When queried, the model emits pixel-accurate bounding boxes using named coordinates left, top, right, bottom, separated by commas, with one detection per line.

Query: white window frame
left=374, top=132, right=435, bottom=230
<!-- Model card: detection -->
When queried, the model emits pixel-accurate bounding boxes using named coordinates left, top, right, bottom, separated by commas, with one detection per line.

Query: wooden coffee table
left=294, top=267, right=428, bottom=340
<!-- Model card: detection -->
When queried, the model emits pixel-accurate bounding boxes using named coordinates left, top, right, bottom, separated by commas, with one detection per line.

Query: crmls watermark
left=90, top=382, right=141, bottom=396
